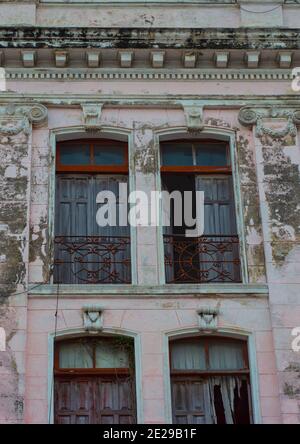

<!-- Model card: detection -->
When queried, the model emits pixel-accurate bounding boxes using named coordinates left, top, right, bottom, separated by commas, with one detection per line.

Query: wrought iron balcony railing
left=53, top=235, right=131, bottom=284
left=164, top=234, right=241, bottom=284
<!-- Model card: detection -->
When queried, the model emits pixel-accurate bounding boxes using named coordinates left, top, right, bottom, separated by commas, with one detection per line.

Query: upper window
left=161, top=140, right=230, bottom=172
left=53, top=139, right=131, bottom=285
left=161, top=139, right=241, bottom=284
left=56, top=140, right=128, bottom=173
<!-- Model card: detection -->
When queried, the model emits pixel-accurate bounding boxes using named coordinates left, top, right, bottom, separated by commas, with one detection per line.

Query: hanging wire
left=239, top=0, right=287, bottom=14
left=48, top=277, right=60, bottom=424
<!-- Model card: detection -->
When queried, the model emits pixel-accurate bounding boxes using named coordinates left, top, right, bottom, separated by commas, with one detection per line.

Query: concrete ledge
left=28, top=283, right=269, bottom=296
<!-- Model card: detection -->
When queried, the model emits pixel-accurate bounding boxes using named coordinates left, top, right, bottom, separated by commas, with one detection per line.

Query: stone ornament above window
left=238, top=106, right=300, bottom=141
left=82, top=305, right=103, bottom=333
left=183, top=105, right=204, bottom=132
left=197, top=308, right=219, bottom=333
left=81, top=103, right=103, bottom=130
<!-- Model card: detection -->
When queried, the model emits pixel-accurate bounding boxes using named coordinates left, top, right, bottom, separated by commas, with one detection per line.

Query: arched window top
left=56, top=139, right=128, bottom=173
left=170, top=337, right=248, bottom=372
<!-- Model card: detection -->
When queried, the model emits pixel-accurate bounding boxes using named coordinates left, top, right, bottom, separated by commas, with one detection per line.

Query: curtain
left=55, top=174, right=130, bottom=284
left=171, top=341, right=206, bottom=370
left=208, top=376, right=243, bottom=424
left=59, top=341, right=93, bottom=368
left=209, top=341, right=245, bottom=370
left=195, top=175, right=237, bottom=282
left=95, top=341, right=129, bottom=368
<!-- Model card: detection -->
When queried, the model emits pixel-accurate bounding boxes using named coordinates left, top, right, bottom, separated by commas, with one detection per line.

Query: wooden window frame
left=169, top=336, right=250, bottom=377
left=54, top=338, right=133, bottom=376
left=160, top=139, right=231, bottom=174
left=56, top=139, right=128, bottom=173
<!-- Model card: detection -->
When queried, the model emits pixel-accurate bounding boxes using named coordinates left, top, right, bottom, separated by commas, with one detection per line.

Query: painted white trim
left=47, top=125, right=137, bottom=285
left=162, top=327, right=262, bottom=424
left=47, top=327, right=144, bottom=424
left=154, top=125, right=249, bottom=284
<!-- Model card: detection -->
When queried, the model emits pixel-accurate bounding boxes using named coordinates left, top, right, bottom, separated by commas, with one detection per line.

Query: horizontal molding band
left=3, top=69, right=294, bottom=81
left=28, top=283, right=269, bottom=296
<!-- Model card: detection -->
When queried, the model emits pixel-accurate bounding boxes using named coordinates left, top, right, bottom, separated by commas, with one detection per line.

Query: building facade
left=0, top=0, right=300, bottom=424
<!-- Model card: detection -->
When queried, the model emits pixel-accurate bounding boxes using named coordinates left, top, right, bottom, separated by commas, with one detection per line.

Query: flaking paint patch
left=261, top=138, right=300, bottom=266
left=236, top=133, right=266, bottom=280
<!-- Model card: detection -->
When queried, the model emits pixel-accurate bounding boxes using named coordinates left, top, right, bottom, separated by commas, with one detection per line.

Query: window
left=54, top=337, right=136, bottom=424
left=53, top=140, right=131, bottom=284
left=161, top=140, right=241, bottom=284
left=170, top=337, right=251, bottom=424
left=56, top=140, right=128, bottom=172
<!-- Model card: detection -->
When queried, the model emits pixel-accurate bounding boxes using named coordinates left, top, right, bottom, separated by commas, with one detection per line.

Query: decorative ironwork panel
left=54, top=236, right=131, bottom=284
left=164, top=235, right=241, bottom=283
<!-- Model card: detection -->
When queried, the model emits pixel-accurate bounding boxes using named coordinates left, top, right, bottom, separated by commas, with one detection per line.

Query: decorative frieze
left=238, top=106, right=300, bottom=140
left=0, top=47, right=298, bottom=71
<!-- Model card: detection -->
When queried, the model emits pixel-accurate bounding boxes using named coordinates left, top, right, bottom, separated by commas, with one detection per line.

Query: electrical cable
left=239, top=0, right=287, bottom=14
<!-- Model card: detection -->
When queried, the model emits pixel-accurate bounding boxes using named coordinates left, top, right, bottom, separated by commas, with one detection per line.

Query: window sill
left=28, top=283, right=268, bottom=297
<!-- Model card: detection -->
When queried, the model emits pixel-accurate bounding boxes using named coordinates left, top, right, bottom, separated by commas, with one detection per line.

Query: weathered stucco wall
left=253, top=123, right=300, bottom=423
left=0, top=123, right=31, bottom=423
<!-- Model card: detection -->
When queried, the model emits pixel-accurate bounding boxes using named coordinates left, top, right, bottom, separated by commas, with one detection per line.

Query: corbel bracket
left=183, top=105, right=204, bottom=132
left=82, top=305, right=103, bottom=334
left=197, top=307, right=219, bottom=333
left=81, top=103, right=103, bottom=131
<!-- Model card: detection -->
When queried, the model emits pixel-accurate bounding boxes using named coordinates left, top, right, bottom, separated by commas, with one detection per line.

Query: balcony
left=53, top=235, right=131, bottom=284
left=164, top=235, right=241, bottom=284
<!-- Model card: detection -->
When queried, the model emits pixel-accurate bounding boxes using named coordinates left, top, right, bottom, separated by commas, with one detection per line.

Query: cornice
left=0, top=28, right=300, bottom=49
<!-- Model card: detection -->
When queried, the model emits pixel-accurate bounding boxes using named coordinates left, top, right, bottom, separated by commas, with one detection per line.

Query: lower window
left=170, top=337, right=252, bottom=424
left=54, top=337, right=136, bottom=424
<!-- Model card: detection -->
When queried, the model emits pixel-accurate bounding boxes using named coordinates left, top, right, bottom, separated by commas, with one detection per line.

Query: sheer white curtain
left=171, top=341, right=206, bottom=370
left=59, top=342, right=93, bottom=368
